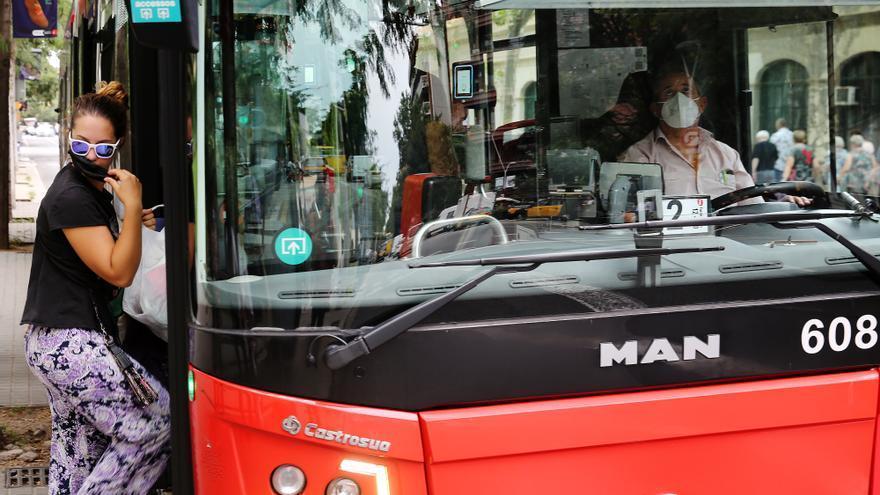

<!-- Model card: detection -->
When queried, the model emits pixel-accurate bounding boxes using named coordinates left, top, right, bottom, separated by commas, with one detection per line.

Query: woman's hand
left=142, top=209, right=157, bottom=230
left=105, top=169, right=142, bottom=209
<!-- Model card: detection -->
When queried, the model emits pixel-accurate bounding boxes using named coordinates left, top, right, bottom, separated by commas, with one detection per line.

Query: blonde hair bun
left=95, top=81, right=129, bottom=107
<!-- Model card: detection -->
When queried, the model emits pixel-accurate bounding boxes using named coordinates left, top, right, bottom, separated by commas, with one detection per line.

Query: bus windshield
left=196, top=1, right=880, bottom=329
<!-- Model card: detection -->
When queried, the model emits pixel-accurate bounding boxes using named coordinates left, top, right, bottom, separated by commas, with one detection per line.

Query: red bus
left=64, top=0, right=880, bottom=493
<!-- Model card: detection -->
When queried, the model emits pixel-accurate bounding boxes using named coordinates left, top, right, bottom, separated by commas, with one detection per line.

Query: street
left=18, top=134, right=60, bottom=196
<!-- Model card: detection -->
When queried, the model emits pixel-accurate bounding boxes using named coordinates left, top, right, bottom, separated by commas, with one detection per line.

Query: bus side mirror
left=126, top=0, right=198, bottom=52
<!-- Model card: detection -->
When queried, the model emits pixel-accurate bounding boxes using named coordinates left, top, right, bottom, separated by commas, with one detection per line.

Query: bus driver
left=621, top=64, right=811, bottom=207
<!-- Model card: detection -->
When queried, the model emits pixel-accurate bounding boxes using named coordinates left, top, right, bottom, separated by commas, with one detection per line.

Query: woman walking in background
left=19, top=81, right=170, bottom=494
left=840, top=134, right=878, bottom=196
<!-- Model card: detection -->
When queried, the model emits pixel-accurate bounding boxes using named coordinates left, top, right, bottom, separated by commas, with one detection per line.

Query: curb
left=10, top=156, right=46, bottom=245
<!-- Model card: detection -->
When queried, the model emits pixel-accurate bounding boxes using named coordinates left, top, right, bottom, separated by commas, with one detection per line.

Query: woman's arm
left=64, top=169, right=143, bottom=287
left=782, top=155, right=794, bottom=181
left=840, top=154, right=853, bottom=175
left=64, top=207, right=142, bottom=287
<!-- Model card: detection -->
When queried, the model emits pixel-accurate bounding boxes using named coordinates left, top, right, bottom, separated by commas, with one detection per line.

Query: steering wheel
left=710, top=181, right=827, bottom=210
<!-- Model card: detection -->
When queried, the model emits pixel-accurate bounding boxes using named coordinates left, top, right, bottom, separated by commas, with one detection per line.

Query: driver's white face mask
left=660, top=92, right=702, bottom=129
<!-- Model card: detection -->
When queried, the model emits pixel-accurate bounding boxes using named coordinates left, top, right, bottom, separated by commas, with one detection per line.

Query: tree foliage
left=16, top=0, right=71, bottom=122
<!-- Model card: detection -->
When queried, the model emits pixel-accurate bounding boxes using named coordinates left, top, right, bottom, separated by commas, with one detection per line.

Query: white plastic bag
left=122, top=226, right=168, bottom=340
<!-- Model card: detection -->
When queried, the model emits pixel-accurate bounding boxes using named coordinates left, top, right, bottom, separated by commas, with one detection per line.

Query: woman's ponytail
left=72, top=81, right=129, bottom=140
left=95, top=81, right=129, bottom=108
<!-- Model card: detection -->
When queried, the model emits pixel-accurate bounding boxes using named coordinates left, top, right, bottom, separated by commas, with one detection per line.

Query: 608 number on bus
left=801, top=315, right=879, bottom=354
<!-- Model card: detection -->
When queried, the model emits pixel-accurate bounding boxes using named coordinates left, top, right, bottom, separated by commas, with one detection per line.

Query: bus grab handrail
left=411, top=214, right=509, bottom=259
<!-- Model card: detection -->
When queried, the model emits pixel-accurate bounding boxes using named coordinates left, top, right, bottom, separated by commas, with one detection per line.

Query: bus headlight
left=339, top=459, right=390, bottom=495
left=326, top=477, right=360, bottom=495
left=270, top=464, right=306, bottom=494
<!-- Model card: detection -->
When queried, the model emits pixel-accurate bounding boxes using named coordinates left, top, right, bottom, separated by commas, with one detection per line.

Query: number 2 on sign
left=801, top=315, right=878, bottom=354
left=666, top=199, right=682, bottom=220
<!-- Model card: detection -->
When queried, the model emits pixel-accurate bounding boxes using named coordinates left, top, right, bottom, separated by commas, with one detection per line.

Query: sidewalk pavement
left=2, top=488, right=47, bottom=495
left=10, top=156, right=44, bottom=244
left=0, top=249, right=45, bottom=408
left=0, top=154, right=47, bottom=408
left=2, top=158, right=48, bottom=495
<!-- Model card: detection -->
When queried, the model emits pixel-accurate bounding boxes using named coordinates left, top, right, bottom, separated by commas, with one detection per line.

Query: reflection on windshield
left=202, top=1, right=880, bottom=282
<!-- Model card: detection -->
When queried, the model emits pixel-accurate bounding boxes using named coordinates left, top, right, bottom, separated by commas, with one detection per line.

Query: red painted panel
left=421, top=371, right=878, bottom=495
left=191, top=368, right=423, bottom=461
left=189, top=368, right=880, bottom=495
left=421, top=370, right=879, bottom=462
left=426, top=421, right=874, bottom=495
left=189, top=368, right=427, bottom=495
left=871, top=370, right=880, bottom=494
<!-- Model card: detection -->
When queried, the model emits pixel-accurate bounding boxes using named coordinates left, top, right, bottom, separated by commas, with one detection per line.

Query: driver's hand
left=785, top=195, right=813, bottom=207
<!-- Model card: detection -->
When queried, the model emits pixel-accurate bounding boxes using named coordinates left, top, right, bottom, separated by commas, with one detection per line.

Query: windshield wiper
left=772, top=220, right=880, bottom=278
left=580, top=209, right=880, bottom=280
left=323, top=245, right=724, bottom=370
left=579, top=210, right=861, bottom=232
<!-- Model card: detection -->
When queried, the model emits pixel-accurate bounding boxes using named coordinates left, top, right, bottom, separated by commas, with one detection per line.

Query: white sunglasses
left=68, top=133, right=120, bottom=159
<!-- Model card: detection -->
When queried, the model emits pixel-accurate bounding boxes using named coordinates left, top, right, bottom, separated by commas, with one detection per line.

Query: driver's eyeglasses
left=658, top=88, right=699, bottom=103
left=69, top=133, right=120, bottom=159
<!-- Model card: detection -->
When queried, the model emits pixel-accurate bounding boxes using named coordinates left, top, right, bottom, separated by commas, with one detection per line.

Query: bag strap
left=89, top=291, right=159, bottom=407
left=89, top=291, right=140, bottom=375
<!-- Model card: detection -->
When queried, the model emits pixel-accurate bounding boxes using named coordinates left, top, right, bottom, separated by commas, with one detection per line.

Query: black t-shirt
left=21, top=164, right=119, bottom=330
left=752, top=141, right=778, bottom=172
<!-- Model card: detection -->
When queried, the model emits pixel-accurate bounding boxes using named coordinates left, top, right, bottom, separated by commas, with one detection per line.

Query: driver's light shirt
left=621, top=127, right=762, bottom=205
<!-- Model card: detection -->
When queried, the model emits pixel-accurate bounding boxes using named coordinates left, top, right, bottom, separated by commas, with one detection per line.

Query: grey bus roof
left=475, top=0, right=878, bottom=9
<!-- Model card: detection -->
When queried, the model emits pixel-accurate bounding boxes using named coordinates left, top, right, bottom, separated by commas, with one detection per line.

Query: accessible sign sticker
left=275, top=228, right=313, bottom=265
left=130, top=0, right=182, bottom=23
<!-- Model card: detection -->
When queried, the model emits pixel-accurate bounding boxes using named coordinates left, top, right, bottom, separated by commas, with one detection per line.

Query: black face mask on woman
left=68, top=150, right=109, bottom=181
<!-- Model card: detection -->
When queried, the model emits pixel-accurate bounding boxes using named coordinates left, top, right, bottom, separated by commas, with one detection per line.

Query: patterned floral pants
left=24, top=325, right=171, bottom=495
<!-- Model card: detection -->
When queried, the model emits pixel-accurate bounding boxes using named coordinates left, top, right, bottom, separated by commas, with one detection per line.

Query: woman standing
left=839, top=134, right=877, bottom=195
left=20, top=81, right=170, bottom=494
left=782, top=129, right=815, bottom=182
